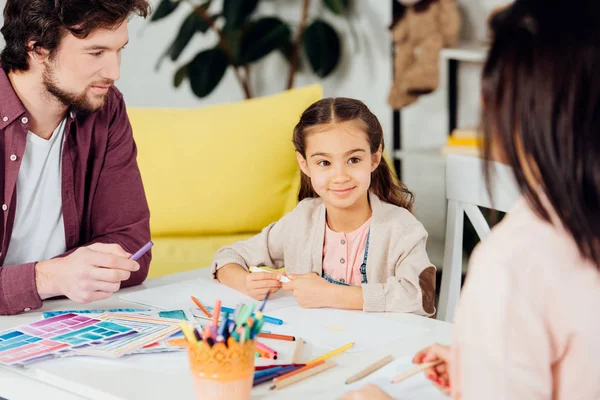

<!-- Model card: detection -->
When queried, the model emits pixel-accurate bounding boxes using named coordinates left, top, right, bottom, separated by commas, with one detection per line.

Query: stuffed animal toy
left=388, top=0, right=461, bottom=109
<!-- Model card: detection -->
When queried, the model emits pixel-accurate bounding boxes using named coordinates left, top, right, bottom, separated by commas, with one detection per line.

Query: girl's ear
left=296, top=151, right=310, bottom=177
left=372, top=144, right=383, bottom=172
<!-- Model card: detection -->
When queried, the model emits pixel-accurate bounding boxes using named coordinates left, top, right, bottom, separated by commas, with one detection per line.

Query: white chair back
left=436, top=154, right=520, bottom=322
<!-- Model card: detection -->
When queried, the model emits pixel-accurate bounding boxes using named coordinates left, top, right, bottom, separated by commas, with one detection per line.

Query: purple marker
left=130, top=240, right=154, bottom=261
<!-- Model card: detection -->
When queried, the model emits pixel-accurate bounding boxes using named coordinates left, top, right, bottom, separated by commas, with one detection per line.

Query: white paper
left=263, top=308, right=429, bottom=353
left=119, top=278, right=299, bottom=312
left=321, top=357, right=448, bottom=399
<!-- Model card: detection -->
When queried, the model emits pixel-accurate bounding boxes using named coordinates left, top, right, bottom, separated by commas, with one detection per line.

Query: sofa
left=128, top=85, right=324, bottom=278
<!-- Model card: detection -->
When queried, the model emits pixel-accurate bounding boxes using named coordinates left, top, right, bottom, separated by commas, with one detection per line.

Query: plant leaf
left=150, top=0, right=180, bottom=22
left=194, top=2, right=213, bottom=33
left=222, top=29, right=242, bottom=65
left=323, top=0, right=350, bottom=15
left=169, top=4, right=212, bottom=62
left=279, top=38, right=303, bottom=70
left=173, top=63, right=189, bottom=88
left=239, top=17, right=291, bottom=65
left=303, top=19, right=341, bottom=77
left=187, top=48, right=229, bottom=98
left=223, top=0, right=259, bottom=31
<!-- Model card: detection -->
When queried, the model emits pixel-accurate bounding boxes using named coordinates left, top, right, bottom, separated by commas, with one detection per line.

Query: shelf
left=394, top=147, right=447, bottom=165
left=394, top=146, right=481, bottom=165
left=441, top=42, right=489, bottom=63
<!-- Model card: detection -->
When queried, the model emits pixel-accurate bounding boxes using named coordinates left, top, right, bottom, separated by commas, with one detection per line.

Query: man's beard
left=42, top=63, right=111, bottom=113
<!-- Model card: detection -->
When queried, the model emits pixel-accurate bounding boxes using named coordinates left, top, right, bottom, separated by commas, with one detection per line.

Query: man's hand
left=35, top=243, right=139, bottom=303
left=282, top=273, right=335, bottom=308
left=413, top=343, right=452, bottom=395
left=245, top=271, right=282, bottom=300
left=339, top=384, right=394, bottom=400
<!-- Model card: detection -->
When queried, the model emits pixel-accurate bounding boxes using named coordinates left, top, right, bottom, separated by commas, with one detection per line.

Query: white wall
left=0, top=0, right=509, bottom=155
left=0, top=0, right=510, bottom=263
left=118, top=0, right=396, bottom=146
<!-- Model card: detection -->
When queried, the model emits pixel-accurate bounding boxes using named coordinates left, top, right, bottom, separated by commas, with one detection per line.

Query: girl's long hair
left=482, top=0, right=600, bottom=268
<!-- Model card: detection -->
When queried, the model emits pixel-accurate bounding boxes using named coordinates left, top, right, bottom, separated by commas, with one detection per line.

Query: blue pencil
left=254, top=366, right=283, bottom=379
left=252, top=365, right=299, bottom=386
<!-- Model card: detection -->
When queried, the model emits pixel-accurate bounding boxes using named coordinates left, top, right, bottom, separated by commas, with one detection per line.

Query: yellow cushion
left=148, top=234, right=255, bottom=279
left=129, top=84, right=322, bottom=236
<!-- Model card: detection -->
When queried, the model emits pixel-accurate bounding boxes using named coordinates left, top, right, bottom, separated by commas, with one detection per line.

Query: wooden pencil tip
left=269, top=385, right=276, bottom=391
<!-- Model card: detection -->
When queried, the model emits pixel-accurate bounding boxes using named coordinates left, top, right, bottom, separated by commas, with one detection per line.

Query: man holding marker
left=0, top=0, right=152, bottom=315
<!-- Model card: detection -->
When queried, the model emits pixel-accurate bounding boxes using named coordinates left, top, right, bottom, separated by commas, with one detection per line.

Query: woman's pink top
left=452, top=197, right=600, bottom=399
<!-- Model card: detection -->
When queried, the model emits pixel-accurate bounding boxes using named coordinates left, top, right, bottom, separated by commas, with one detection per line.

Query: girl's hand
left=339, top=384, right=394, bottom=400
left=413, top=343, right=452, bottom=395
left=281, top=273, right=333, bottom=308
left=245, top=271, right=282, bottom=300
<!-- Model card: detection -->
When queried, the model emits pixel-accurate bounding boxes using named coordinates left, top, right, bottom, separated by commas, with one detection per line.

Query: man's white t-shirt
left=3, top=118, right=67, bottom=265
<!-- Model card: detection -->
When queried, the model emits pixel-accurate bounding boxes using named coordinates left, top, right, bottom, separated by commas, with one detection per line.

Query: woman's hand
left=339, top=384, right=394, bottom=400
left=413, top=343, right=452, bottom=395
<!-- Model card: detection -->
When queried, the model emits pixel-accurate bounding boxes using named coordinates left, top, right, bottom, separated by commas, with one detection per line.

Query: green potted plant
left=150, top=0, right=352, bottom=99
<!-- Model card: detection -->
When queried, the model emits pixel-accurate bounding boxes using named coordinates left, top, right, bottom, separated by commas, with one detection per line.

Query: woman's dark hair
left=293, top=97, right=414, bottom=211
left=1, top=0, right=151, bottom=72
left=482, top=0, right=600, bottom=267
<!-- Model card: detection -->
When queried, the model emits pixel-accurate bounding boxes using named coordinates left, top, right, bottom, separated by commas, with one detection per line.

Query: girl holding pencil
left=343, top=0, right=600, bottom=399
left=211, top=98, right=436, bottom=315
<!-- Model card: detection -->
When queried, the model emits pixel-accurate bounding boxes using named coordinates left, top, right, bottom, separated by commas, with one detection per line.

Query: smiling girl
left=211, top=98, right=436, bottom=315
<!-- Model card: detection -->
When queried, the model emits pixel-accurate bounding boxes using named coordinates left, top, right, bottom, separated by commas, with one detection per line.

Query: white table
left=0, top=269, right=453, bottom=400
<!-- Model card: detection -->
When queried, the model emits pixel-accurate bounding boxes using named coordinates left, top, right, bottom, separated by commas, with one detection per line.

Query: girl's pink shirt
left=322, top=218, right=371, bottom=285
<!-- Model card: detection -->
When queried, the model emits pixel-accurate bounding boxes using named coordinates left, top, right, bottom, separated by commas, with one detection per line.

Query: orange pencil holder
left=187, top=338, right=256, bottom=400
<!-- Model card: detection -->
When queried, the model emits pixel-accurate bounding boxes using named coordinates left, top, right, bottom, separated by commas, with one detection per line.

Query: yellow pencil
left=306, top=342, right=355, bottom=365
left=179, top=322, right=197, bottom=344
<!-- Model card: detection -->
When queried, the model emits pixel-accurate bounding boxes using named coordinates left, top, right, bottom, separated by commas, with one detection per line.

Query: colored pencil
left=258, top=332, right=295, bottom=341
left=190, top=296, right=212, bottom=318
left=306, top=342, right=355, bottom=365
left=130, top=241, right=154, bottom=261
left=345, top=354, right=393, bottom=384
left=259, top=290, right=271, bottom=312
left=179, top=322, right=197, bottom=344
left=273, top=359, right=325, bottom=382
left=390, top=360, right=444, bottom=384
left=255, top=341, right=278, bottom=356
left=254, top=363, right=305, bottom=371
left=207, top=306, right=284, bottom=325
left=212, top=299, right=221, bottom=327
left=269, top=361, right=336, bottom=390
left=291, top=337, right=304, bottom=364
left=253, top=365, right=299, bottom=386
left=254, top=366, right=283, bottom=379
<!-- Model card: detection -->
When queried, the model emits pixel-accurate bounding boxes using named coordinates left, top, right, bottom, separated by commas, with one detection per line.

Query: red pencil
left=258, top=332, right=295, bottom=341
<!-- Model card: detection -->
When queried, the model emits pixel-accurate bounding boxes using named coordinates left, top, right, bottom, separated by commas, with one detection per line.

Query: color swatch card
left=0, top=313, right=136, bottom=366
left=42, top=308, right=152, bottom=318
left=69, top=313, right=181, bottom=358
left=119, top=277, right=298, bottom=312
